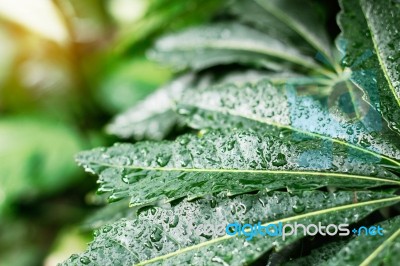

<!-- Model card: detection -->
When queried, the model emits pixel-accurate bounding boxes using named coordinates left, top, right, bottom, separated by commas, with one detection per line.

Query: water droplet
left=292, top=199, right=306, bottom=213
left=359, top=136, right=371, bottom=147
left=226, top=139, right=236, bottom=151
left=150, top=227, right=163, bottom=242
left=346, top=127, right=354, bottom=135
left=118, top=155, right=132, bottom=166
left=102, top=225, right=112, bottom=233
left=209, top=199, right=217, bottom=208
left=68, top=254, right=79, bottom=262
left=179, top=136, right=190, bottom=145
left=156, top=154, right=171, bottom=167
left=80, top=256, right=91, bottom=265
left=272, top=153, right=287, bottom=167
left=169, top=215, right=179, bottom=228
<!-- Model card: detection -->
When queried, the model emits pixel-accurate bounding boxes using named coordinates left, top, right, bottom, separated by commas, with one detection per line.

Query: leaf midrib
left=360, top=1, right=400, bottom=109
left=159, top=39, right=325, bottom=73
left=253, top=0, right=339, bottom=72
left=177, top=102, right=400, bottom=167
left=81, top=161, right=400, bottom=185
left=134, top=196, right=400, bottom=265
left=359, top=226, right=400, bottom=266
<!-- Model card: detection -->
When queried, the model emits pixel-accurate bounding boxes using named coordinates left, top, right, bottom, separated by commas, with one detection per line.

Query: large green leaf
left=176, top=79, right=400, bottom=167
left=106, top=71, right=307, bottom=140
left=253, top=0, right=335, bottom=67
left=115, top=0, right=224, bottom=54
left=97, top=58, right=171, bottom=114
left=326, top=215, right=400, bottom=266
left=283, top=240, right=349, bottom=266
left=337, top=0, right=400, bottom=135
left=61, top=191, right=400, bottom=265
left=149, top=22, right=322, bottom=72
left=76, top=130, right=399, bottom=207
left=60, top=1, right=400, bottom=265
left=106, top=75, right=194, bottom=140
left=228, top=0, right=297, bottom=38
left=82, top=199, right=132, bottom=231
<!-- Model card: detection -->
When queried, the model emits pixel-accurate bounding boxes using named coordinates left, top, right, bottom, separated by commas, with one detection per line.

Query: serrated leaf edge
left=135, top=195, right=400, bottom=265
left=176, top=103, right=400, bottom=167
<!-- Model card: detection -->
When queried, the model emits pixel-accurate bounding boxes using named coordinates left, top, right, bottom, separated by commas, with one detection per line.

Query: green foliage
left=98, top=58, right=172, bottom=113
left=0, top=116, right=84, bottom=215
left=149, top=22, right=319, bottom=71
left=337, top=0, right=400, bottom=134
left=75, top=130, right=399, bottom=207
left=62, top=0, right=400, bottom=265
left=326, top=215, right=400, bottom=265
left=106, top=74, right=193, bottom=140
left=62, top=191, right=398, bottom=265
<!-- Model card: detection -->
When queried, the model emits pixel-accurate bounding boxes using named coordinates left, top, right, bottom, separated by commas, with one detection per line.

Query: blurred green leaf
left=115, top=0, right=224, bottom=54
left=0, top=217, right=44, bottom=266
left=0, top=116, right=85, bottom=214
left=98, top=58, right=171, bottom=113
left=149, top=22, right=320, bottom=72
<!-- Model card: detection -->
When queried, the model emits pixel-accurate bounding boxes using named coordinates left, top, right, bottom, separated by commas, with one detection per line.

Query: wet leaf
left=62, top=1, right=400, bottom=265
left=326, top=215, right=400, bottom=266
left=176, top=79, right=400, bottom=168
left=61, top=191, right=400, bottom=265
left=337, top=0, right=400, bottom=135
left=106, top=75, right=194, bottom=140
left=253, top=0, right=334, bottom=66
left=149, top=22, right=320, bottom=72
left=76, top=130, right=399, bottom=207
left=283, top=240, right=349, bottom=266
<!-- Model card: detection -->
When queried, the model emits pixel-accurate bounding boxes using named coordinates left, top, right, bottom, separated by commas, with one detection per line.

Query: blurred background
left=0, top=0, right=224, bottom=265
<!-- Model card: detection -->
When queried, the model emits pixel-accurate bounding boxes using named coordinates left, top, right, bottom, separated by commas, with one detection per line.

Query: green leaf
left=149, top=22, right=321, bottom=72
left=253, top=0, right=335, bottom=67
left=227, top=0, right=312, bottom=56
left=176, top=79, right=400, bottom=167
left=76, top=130, right=399, bottom=207
left=82, top=199, right=133, bottom=231
left=337, top=0, right=400, bottom=135
left=97, top=58, right=171, bottom=113
left=326, top=215, right=400, bottom=266
left=61, top=191, right=400, bottom=265
left=0, top=116, right=84, bottom=214
left=61, top=1, right=400, bottom=264
left=283, top=240, right=349, bottom=266
left=105, top=71, right=305, bottom=140
left=115, top=0, right=224, bottom=54
left=106, top=75, right=194, bottom=140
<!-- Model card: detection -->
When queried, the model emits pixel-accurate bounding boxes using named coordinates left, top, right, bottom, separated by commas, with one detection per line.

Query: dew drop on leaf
left=79, top=256, right=91, bottom=265
left=102, top=225, right=112, bottom=233
left=272, top=153, right=287, bottom=167
left=292, top=199, right=306, bottom=213
left=156, top=154, right=171, bottom=167
left=169, top=215, right=179, bottom=228
left=150, top=227, right=163, bottom=242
